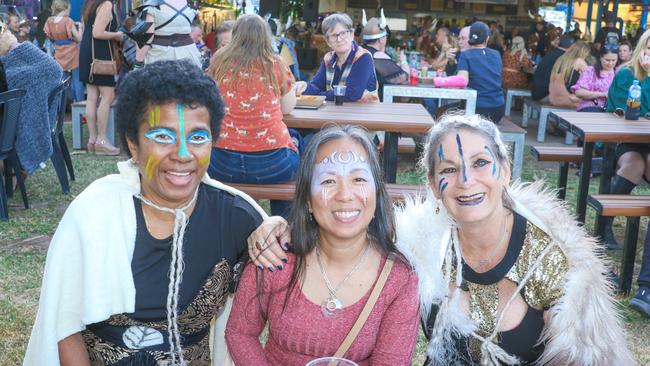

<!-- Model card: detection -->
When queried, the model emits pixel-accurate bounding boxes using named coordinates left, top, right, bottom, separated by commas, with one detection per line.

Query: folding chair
left=48, top=76, right=74, bottom=194
left=0, top=89, right=27, bottom=221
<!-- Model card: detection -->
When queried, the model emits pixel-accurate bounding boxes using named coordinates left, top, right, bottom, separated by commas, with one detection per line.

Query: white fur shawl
left=395, top=181, right=636, bottom=365
left=23, top=160, right=267, bottom=366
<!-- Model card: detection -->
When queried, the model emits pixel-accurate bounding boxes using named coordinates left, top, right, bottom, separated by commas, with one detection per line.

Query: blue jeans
left=208, top=147, right=299, bottom=217
left=640, top=228, right=650, bottom=288
left=64, top=68, right=85, bottom=102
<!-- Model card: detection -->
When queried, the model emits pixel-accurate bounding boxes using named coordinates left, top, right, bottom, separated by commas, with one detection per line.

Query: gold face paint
left=148, top=106, right=162, bottom=128
left=198, top=154, right=210, bottom=168
left=144, top=156, right=161, bottom=180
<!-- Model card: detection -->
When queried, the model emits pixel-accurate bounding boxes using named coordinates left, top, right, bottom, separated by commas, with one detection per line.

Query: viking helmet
left=361, top=8, right=388, bottom=41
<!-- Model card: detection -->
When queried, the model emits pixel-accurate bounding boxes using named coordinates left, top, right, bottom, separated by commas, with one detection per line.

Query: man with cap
left=435, top=21, right=505, bottom=123
left=594, top=11, right=622, bottom=50
left=531, top=34, right=575, bottom=102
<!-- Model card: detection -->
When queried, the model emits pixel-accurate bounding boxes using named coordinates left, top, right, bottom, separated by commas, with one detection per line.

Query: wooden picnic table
left=551, top=111, right=650, bottom=227
left=284, top=102, right=435, bottom=183
left=382, top=84, right=477, bottom=116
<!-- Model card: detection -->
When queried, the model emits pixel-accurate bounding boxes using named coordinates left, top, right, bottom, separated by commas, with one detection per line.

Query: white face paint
left=311, top=150, right=376, bottom=207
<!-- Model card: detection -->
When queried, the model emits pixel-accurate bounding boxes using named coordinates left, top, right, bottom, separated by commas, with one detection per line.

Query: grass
left=0, top=125, right=648, bottom=365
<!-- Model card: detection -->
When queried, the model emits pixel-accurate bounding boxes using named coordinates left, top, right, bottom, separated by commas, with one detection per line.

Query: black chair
left=0, top=89, right=27, bottom=221
left=48, top=76, right=74, bottom=194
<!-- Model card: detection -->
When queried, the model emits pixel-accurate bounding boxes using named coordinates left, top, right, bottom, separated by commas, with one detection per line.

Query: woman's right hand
left=114, top=31, right=124, bottom=42
left=294, top=81, right=307, bottom=97
left=247, top=216, right=291, bottom=271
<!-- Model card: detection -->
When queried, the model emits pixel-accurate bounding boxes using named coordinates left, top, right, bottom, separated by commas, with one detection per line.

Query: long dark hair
left=284, top=125, right=397, bottom=308
left=82, top=0, right=111, bottom=23
left=595, top=43, right=618, bottom=79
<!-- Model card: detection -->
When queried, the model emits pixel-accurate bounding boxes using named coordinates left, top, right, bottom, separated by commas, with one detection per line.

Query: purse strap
left=90, top=23, right=115, bottom=62
left=332, top=253, right=395, bottom=361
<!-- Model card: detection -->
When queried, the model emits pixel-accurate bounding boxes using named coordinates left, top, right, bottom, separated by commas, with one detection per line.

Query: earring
left=435, top=203, right=440, bottom=215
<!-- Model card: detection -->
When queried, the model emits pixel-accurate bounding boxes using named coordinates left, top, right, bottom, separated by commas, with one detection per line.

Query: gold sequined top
left=452, top=214, right=569, bottom=361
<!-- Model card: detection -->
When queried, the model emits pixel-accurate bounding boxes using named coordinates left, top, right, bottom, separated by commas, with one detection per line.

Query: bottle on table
left=625, top=80, right=641, bottom=121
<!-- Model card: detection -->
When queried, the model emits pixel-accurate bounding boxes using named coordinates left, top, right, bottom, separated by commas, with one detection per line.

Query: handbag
left=331, top=253, right=395, bottom=363
left=89, top=34, right=117, bottom=82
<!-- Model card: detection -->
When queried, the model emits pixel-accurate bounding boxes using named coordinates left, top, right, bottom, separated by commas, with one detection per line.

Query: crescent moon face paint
left=311, top=151, right=376, bottom=207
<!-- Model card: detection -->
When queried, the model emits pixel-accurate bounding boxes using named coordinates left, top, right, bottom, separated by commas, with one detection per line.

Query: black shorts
left=615, top=143, right=650, bottom=161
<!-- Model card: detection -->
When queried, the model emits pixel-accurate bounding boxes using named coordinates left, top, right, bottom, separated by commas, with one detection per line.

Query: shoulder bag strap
left=332, top=253, right=395, bottom=361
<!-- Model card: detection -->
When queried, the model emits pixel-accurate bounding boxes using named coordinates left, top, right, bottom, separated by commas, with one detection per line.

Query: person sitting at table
left=572, top=44, right=618, bottom=112
left=23, top=60, right=269, bottom=366
left=502, top=36, right=534, bottom=90
left=295, top=13, right=378, bottom=103
left=531, top=34, right=576, bottom=102
left=435, top=21, right=505, bottom=123
left=207, top=14, right=298, bottom=218
left=547, top=41, right=590, bottom=111
left=458, top=26, right=470, bottom=52
left=225, top=125, right=420, bottom=365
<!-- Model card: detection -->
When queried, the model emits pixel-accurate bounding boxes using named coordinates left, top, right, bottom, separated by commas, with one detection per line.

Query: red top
left=225, top=253, right=420, bottom=366
left=214, top=58, right=297, bottom=152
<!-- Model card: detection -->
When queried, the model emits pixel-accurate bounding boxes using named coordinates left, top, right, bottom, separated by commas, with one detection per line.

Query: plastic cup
left=305, top=357, right=358, bottom=366
left=333, top=85, right=347, bottom=106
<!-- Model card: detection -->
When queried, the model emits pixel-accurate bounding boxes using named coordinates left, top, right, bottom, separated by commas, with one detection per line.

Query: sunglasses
left=603, top=44, right=619, bottom=53
left=614, top=108, right=650, bottom=120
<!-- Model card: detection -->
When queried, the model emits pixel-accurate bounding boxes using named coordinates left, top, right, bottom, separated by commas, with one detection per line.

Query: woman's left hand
left=247, top=216, right=291, bottom=271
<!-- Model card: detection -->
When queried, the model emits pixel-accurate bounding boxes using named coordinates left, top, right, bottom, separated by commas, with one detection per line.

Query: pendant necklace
left=461, top=213, right=510, bottom=272
left=315, top=244, right=370, bottom=317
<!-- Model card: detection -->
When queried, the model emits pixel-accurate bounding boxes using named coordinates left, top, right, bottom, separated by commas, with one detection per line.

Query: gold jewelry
left=255, top=240, right=266, bottom=251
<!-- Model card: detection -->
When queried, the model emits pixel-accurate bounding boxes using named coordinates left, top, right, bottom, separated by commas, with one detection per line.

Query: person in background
left=79, top=0, right=123, bottom=155
left=17, top=18, right=31, bottom=43
left=502, top=36, right=534, bottom=90
left=207, top=14, right=298, bottom=217
left=436, top=21, right=504, bottom=123
left=572, top=44, right=618, bottom=112
left=215, top=20, right=234, bottom=51
left=7, top=13, right=20, bottom=39
left=618, top=39, right=632, bottom=67
left=296, top=13, right=378, bottom=103
left=457, top=25, right=470, bottom=51
left=226, top=126, right=419, bottom=365
left=547, top=41, right=590, bottom=111
left=361, top=11, right=409, bottom=89
left=530, top=15, right=547, bottom=63
left=44, top=0, right=85, bottom=102
left=594, top=11, right=622, bottom=50
left=531, top=34, right=576, bottom=102
left=190, top=21, right=210, bottom=69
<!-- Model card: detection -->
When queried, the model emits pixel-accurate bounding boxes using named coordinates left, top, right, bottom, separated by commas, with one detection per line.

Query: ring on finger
left=255, top=240, right=266, bottom=251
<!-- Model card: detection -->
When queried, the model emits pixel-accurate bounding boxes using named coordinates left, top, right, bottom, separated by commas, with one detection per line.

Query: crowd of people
left=0, top=3, right=647, bottom=365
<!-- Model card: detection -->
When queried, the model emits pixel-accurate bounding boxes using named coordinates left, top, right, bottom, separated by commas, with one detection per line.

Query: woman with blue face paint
left=24, top=60, right=270, bottom=366
left=225, top=126, right=419, bottom=365
left=249, top=115, right=634, bottom=366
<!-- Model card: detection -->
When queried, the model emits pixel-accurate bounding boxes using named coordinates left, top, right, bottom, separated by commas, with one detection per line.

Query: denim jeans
left=208, top=147, right=299, bottom=217
left=64, top=68, right=85, bottom=102
left=640, top=228, right=650, bottom=288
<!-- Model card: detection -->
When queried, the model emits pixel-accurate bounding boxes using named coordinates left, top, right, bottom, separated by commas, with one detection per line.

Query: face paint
left=311, top=150, right=376, bottom=206
left=456, top=134, right=468, bottom=182
left=438, top=144, right=445, bottom=162
left=177, top=104, right=190, bottom=158
left=149, top=106, right=161, bottom=128
left=484, top=145, right=497, bottom=177
left=145, top=128, right=177, bottom=144
left=438, top=177, right=448, bottom=195
left=198, top=154, right=210, bottom=168
left=144, top=156, right=161, bottom=180
left=187, top=131, right=211, bottom=145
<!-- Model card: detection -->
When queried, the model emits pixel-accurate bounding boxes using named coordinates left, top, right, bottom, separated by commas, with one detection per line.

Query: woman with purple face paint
left=247, top=114, right=634, bottom=366
left=225, top=126, right=419, bottom=365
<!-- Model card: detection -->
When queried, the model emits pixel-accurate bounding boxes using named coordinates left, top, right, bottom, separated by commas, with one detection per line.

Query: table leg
left=382, top=132, right=398, bottom=183
left=383, top=90, right=394, bottom=103
left=71, top=106, right=82, bottom=150
left=576, top=141, right=594, bottom=223
left=465, top=97, right=476, bottom=116
left=594, top=143, right=615, bottom=238
left=505, top=92, right=513, bottom=116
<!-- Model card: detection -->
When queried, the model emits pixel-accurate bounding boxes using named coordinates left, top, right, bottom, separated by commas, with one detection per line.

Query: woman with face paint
left=225, top=126, right=419, bottom=365
left=248, top=114, right=634, bottom=366
left=396, top=114, right=633, bottom=365
left=24, top=61, right=269, bottom=366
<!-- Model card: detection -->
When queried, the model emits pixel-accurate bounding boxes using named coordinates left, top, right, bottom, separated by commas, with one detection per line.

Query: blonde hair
left=631, top=29, right=650, bottom=82
left=551, top=41, right=591, bottom=84
left=51, top=0, right=69, bottom=15
left=207, top=14, right=284, bottom=96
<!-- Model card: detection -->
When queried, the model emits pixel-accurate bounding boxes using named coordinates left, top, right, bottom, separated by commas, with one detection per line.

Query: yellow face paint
left=149, top=110, right=155, bottom=128
left=198, top=155, right=210, bottom=168
left=144, top=156, right=161, bottom=180
left=155, top=106, right=160, bottom=126
left=148, top=106, right=161, bottom=128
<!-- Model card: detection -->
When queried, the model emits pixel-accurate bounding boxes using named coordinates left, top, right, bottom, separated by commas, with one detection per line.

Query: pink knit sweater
left=225, top=253, right=420, bottom=366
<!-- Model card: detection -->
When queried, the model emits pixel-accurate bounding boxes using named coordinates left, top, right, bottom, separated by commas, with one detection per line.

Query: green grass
left=0, top=126, right=648, bottom=365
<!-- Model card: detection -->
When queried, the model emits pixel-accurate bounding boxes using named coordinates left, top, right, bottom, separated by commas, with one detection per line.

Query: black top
left=595, top=26, right=622, bottom=46
left=531, top=47, right=565, bottom=101
left=79, top=3, right=118, bottom=86
left=130, top=183, right=262, bottom=320
left=424, top=213, right=546, bottom=365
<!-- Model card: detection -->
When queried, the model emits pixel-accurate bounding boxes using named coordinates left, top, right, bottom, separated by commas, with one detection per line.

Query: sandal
left=95, top=140, right=120, bottom=156
left=87, top=140, right=96, bottom=153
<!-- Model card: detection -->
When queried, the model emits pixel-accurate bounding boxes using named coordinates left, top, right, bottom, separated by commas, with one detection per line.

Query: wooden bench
left=522, top=98, right=574, bottom=144
left=398, top=137, right=417, bottom=154
left=531, top=146, right=582, bottom=200
left=588, top=194, right=650, bottom=294
left=229, top=183, right=427, bottom=204
left=71, top=101, right=117, bottom=150
left=498, top=118, right=526, bottom=180
left=504, top=89, right=532, bottom=117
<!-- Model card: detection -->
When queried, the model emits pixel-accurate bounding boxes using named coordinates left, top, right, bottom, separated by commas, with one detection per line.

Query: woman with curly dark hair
left=24, top=60, right=269, bottom=366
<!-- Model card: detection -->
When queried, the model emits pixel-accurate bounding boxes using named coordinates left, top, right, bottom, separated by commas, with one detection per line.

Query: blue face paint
left=484, top=145, right=497, bottom=177
left=456, top=134, right=468, bottom=182
left=438, top=144, right=444, bottom=162
left=187, top=131, right=211, bottom=145
left=311, top=151, right=376, bottom=207
left=177, top=104, right=190, bottom=158
left=438, top=177, right=448, bottom=194
left=145, top=128, right=177, bottom=144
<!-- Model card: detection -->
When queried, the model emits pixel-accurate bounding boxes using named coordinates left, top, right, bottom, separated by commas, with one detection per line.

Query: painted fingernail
left=257, top=265, right=263, bottom=270
left=277, top=264, right=283, bottom=270
left=282, top=257, right=288, bottom=263
left=268, top=266, right=274, bottom=272
left=283, top=242, right=290, bottom=250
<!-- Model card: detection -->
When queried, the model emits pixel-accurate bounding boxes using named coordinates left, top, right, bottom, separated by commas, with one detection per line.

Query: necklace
left=460, top=213, right=510, bottom=272
left=315, top=244, right=370, bottom=317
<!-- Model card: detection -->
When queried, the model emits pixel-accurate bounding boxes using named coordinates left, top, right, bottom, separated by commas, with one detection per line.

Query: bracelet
left=133, top=61, right=144, bottom=69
